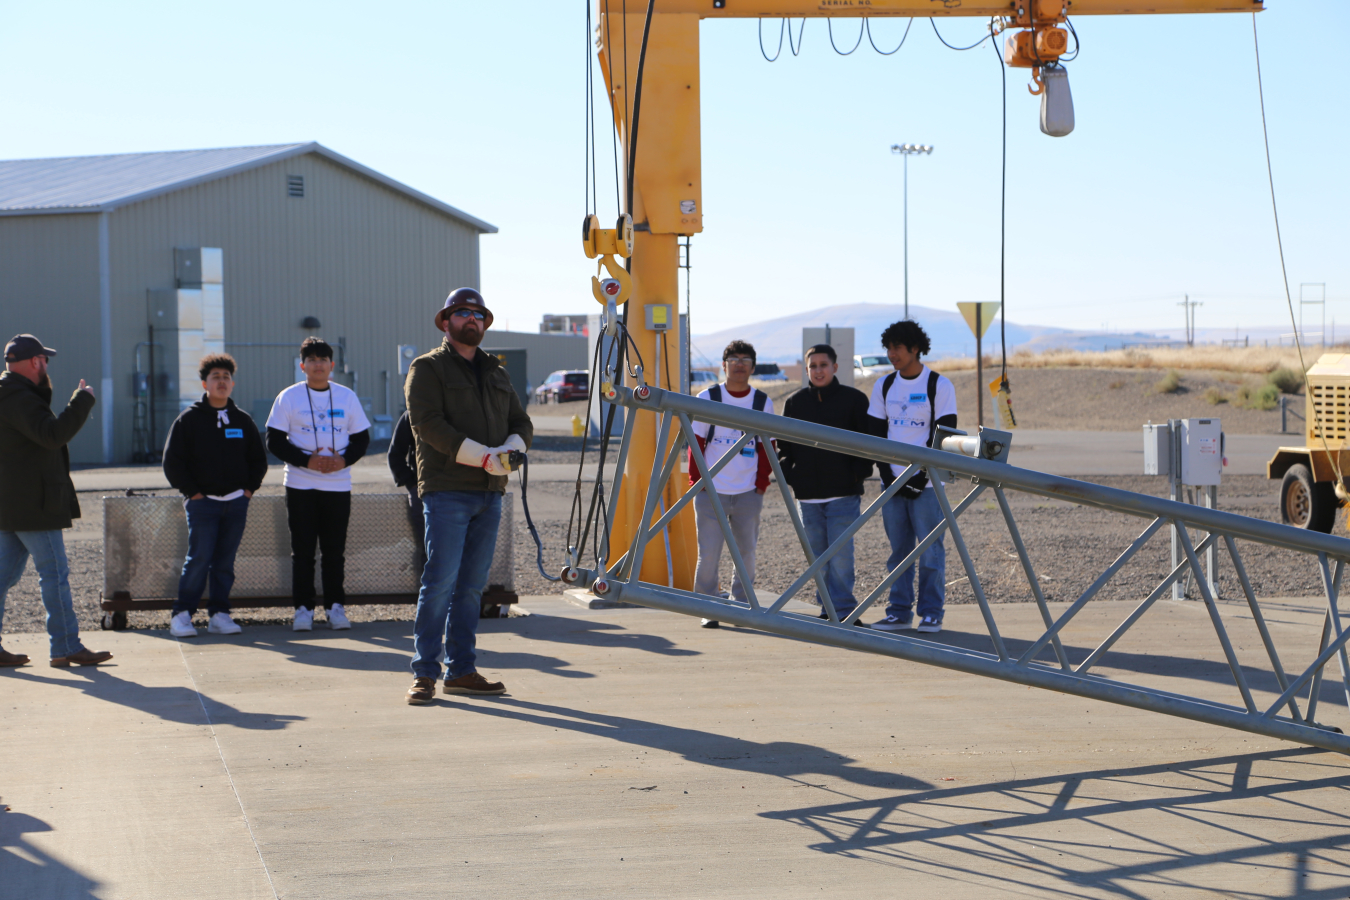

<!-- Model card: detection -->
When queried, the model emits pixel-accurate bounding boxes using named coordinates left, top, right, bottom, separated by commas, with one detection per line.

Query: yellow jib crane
left=588, top=0, right=1263, bottom=590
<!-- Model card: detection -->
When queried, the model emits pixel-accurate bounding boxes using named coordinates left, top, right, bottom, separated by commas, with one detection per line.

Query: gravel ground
left=0, top=366, right=1310, bottom=641
left=511, top=474, right=1329, bottom=606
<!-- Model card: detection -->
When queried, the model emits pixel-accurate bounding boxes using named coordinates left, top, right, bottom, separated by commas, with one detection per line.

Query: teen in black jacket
left=161, top=354, right=267, bottom=638
left=777, top=345, right=874, bottom=623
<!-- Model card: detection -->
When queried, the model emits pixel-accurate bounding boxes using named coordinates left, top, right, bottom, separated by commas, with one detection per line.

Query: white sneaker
left=207, top=612, right=242, bottom=635
left=327, top=603, right=352, bottom=630
left=293, top=607, right=313, bottom=632
left=169, top=611, right=198, bottom=638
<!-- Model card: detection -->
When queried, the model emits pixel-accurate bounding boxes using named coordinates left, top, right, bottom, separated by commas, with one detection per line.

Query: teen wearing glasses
left=688, top=340, right=775, bottom=629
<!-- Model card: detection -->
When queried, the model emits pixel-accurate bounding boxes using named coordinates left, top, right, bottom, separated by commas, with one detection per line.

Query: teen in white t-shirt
left=690, top=384, right=775, bottom=496
left=865, top=321, right=957, bottom=636
left=266, top=380, right=372, bottom=491
left=866, top=365, right=957, bottom=486
left=263, top=338, right=372, bottom=633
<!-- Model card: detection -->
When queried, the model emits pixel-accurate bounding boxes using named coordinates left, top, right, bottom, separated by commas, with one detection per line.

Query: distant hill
left=690, top=303, right=1164, bottom=365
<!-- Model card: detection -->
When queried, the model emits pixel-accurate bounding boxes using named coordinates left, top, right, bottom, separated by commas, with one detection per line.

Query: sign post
left=957, top=301, right=1001, bottom=426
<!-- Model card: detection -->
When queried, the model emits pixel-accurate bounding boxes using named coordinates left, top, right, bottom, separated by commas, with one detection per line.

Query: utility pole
left=891, top=144, right=933, bottom=320
left=1177, top=294, right=1201, bottom=347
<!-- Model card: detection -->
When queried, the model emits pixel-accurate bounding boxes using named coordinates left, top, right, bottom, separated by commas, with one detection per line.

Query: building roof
left=0, top=142, right=496, bottom=232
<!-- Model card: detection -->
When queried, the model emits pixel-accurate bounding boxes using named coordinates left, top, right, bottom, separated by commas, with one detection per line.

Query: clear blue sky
left=4, top=2, right=1343, bottom=338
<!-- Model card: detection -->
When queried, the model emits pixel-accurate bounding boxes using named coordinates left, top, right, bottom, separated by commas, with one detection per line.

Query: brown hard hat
left=435, top=287, right=494, bottom=330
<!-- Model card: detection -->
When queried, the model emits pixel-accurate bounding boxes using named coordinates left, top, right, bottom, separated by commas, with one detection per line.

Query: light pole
left=891, top=143, right=933, bottom=320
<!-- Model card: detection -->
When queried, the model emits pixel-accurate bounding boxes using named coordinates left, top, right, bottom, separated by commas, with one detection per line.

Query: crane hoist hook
left=582, top=213, right=634, bottom=306
left=1028, top=67, right=1045, bottom=96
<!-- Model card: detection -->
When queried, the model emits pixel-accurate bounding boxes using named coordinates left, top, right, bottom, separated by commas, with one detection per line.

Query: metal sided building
left=0, top=143, right=495, bottom=464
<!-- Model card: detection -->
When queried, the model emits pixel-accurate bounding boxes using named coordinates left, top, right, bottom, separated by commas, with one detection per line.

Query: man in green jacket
left=404, top=288, right=532, bottom=705
left=0, top=335, right=113, bottom=668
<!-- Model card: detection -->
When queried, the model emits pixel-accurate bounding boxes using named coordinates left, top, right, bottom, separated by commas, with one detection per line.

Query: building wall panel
left=104, top=152, right=485, bottom=463
left=0, top=214, right=103, bottom=463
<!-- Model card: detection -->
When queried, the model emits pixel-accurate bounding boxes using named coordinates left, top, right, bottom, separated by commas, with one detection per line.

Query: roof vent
left=287, top=175, right=304, bottom=198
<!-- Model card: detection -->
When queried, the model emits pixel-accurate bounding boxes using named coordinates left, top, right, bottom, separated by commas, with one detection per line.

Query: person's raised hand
left=78, top=379, right=94, bottom=397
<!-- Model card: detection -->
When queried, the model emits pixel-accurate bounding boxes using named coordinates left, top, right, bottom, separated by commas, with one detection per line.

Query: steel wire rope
left=585, top=0, right=598, bottom=215
left=866, top=17, right=913, bottom=56
left=828, top=17, right=864, bottom=55
left=992, top=19, right=1009, bottom=383
left=930, top=17, right=993, bottom=52
left=569, top=0, right=657, bottom=574
left=1251, top=13, right=1344, bottom=493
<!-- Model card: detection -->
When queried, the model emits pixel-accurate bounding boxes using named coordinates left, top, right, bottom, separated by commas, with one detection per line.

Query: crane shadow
left=761, top=747, right=1350, bottom=898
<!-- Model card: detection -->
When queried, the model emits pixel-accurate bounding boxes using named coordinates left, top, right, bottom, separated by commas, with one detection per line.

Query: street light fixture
left=890, top=143, right=933, bottom=320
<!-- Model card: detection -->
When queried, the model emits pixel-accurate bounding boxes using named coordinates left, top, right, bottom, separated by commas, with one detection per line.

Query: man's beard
left=450, top=321, right=483, bottom=347
left=39, top=372, right=51, bottom=390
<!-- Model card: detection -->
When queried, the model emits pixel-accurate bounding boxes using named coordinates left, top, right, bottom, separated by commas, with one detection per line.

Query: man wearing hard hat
left=403, top=288, right=532, bottom=706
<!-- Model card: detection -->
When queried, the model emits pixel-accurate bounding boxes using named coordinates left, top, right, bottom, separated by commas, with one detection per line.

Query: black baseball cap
left=4, top=334, right=57, bottom=362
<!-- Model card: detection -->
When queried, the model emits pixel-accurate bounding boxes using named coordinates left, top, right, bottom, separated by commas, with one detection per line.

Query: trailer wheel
left=1281, top=463, right=1337, bottom=533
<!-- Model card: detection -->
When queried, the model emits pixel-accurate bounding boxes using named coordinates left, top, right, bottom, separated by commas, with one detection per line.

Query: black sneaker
left=700, top=618, right=720, bottom=629
left=916, top=615, right=942, bottom=633
left=871, top=615, right=914, bottom=632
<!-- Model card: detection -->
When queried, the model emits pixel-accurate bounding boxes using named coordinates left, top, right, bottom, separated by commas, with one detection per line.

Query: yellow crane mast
left=591, top=0, right=1263, bottom=590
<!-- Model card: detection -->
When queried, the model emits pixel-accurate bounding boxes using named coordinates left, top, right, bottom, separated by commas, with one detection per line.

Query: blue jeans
left=175, top=496, right=251, bottom=616
left=0, top=530, right=84, bottom=657
left=410, top=490, right=501, bottom=680
left=798, top=496, right=860, bottom=617
left=881, top=489, right=946, bottom=623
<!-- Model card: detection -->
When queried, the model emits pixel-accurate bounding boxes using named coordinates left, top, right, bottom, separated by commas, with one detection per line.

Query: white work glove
left=503, top=434, right=527, bottom=454
left=455, top=437, right=500, bottom=473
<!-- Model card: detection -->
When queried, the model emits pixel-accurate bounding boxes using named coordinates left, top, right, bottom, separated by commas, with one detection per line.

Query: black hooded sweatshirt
left=777, top=377, right=874, bottom=500
left=162, top=394, right=268, bottom=498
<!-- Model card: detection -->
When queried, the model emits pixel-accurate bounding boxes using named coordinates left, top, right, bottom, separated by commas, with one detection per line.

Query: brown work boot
left=50, top=649, right=113, bottom=668
left=0, top=646, right=30, bottom=667
left=442, top=671, right=506, bottom=695
left=406, top=677, right=436, bottom=705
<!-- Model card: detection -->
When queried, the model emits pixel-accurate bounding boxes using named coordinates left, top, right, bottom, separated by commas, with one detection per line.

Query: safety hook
left=591, top=254, right=633, bottom=306
left=1027, top=66, right=1045, bottom=96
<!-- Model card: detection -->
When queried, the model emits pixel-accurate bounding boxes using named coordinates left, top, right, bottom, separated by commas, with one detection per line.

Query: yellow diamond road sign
left=957, top=302, right=1001, bottom=339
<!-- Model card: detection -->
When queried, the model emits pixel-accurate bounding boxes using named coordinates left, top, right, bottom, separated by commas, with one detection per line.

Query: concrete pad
left=4, top=596, right=1350, bottom=898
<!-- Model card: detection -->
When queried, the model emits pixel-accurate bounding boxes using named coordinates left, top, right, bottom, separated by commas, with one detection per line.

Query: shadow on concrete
left=497, top=613, right=701, bottom=658
left=1, top=668, right=303, bottom=730
left=761, top=747, right=1350, bottom=898
left=911, top=626, right=1350, bottom=709
left=0, top=805, right=102, bottom=899
left=455, top=696, right=930, bottom=792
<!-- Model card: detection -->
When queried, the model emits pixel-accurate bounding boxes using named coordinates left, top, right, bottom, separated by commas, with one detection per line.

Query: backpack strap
left=881, top=371, right=897, bottom=403
left=705, top=383, right=723, bottom=443
left=925, top=369, right=940, bottom=449
left=751, top=389, right=768, bottom=413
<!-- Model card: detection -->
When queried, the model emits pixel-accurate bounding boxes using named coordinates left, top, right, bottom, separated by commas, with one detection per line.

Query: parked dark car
left=535, top=370, right=590, bottom=404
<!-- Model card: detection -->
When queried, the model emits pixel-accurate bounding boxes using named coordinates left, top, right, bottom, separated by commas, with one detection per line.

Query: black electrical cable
left=624, top=0, right=656, bottom=220
left=1060, top=17, right=1080, bottom=63
left=759, top=18, right=785, bottom=62
left=828, top=18, right=864, bottom=55
left=866, top=17, right=912, bottom=55
left=788, top=18, right=806, bottom=56
left=930, top=17, right=992, bottom=52
left=517, top=454, right=561, bottom=581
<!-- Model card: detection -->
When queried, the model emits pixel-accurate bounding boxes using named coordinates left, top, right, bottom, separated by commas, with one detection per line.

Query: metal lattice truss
left=560, top=384, right=1350, bottom=755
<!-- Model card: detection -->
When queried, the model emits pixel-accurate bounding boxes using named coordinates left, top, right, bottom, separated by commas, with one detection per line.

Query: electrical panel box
left=1179, top=418, right=1223, bottom=486
left=174, top=247, right=223, bottom=286
left=397, top=344, right=418, bottom=375
left=1143, top=423, right=1171, bottom=476
left=645, top=304, right=672, bottom=332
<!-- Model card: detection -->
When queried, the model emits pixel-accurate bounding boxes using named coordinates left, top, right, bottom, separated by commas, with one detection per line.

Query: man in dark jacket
left=386, top=410, right=426, bottom=579
left=162, top=354, right=268, bottom=638
left=778, top=344, right=873, bottom=624
left=0, top=334, right=112, bottom=668
left=403, top=288, right=532, bottom=705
